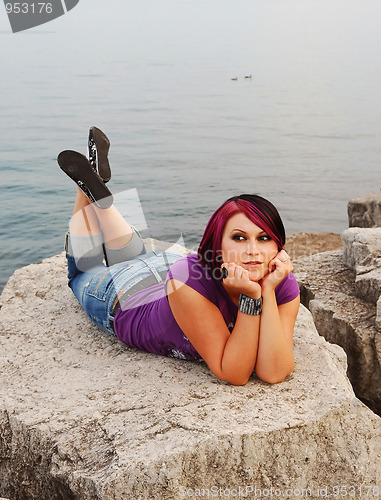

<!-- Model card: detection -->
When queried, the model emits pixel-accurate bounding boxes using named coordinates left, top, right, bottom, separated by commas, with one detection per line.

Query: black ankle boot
left=58, top=150, right=113, bottom=209
left=88, top=126, right=111, bottom=183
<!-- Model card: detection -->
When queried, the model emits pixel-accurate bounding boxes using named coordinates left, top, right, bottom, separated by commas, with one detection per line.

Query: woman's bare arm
left=167, top=249, right=299, bottom=385
left=167, top=278, right=261, bottom=385
left=254, top=293, right=299, bottom=384
left=252, top=250, right=299, bottom=383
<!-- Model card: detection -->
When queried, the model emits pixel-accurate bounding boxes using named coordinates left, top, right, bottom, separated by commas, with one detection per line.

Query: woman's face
left=220, top=212, right=279, bottom=282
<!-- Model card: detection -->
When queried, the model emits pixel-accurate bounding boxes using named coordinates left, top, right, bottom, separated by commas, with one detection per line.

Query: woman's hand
left=260, top=250, right=293, bottom=293
left=221, top=262, right=262, bottom=299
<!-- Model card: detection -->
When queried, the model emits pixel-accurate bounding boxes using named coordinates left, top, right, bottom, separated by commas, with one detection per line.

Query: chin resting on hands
left=260, top=250, right=293, bottom=292
left=221, top=262, right=262, bottom=299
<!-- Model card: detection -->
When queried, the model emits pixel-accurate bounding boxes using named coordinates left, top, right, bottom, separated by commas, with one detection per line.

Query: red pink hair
left=198, top=194, right=286, bottom=276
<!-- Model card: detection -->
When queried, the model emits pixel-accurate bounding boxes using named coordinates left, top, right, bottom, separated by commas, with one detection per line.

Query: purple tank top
left=113, top=254, right=300, bottom=360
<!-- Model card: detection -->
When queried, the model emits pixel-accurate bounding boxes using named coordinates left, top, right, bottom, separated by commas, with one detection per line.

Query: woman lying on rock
left=58, top=127, right=300, bottom=386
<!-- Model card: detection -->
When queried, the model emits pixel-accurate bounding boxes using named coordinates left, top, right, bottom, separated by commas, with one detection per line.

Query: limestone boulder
left=341, top=227, right=381, bottom=306
left=293, top=250, right=381, bottom=415
left=342, top=227, right=381, bottom=276
left=355, top=268, right=381, bottom=305
left=0, top=253, right=380, bottom=500
left=348, top=190, right=381, bottom=228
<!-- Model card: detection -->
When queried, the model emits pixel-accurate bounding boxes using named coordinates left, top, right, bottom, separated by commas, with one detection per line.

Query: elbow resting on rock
left=255, top=360, right=295, bottom=385
left=219, top=371, right=251, bottom=386
left=218, top=361, right=295, bottom=386
left=228, top=376, right=251, bottom=386
left=257, top=373, right=288, bottom=385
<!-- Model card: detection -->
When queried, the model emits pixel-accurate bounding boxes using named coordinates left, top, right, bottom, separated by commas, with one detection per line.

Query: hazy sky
left=2, top=0, right=381, bottom=75
left=2, top=0, right=380, bottom=158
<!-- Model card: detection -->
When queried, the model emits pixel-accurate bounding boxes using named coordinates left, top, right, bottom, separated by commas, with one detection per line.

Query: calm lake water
left=1, top=0, right=380, bottom=291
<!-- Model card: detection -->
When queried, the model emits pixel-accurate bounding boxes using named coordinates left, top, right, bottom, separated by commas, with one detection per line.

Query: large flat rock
left=0, top=253, right=380, bottom=499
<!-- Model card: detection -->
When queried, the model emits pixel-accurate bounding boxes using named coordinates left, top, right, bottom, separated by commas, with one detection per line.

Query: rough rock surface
left=0, top=252, right=380, bottom=499
left=293, top=250, right=381, bottom=415
left=342, top=228, right=381, bottom=305
left=348, top=190, right=381, bottom=228
left=285, top=232, right=342, bottom=260
left=342, top=228, right=381, bottom=275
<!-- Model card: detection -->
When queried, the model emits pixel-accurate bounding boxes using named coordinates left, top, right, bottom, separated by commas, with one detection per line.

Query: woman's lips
left=242, top=261, right=263, bottom=269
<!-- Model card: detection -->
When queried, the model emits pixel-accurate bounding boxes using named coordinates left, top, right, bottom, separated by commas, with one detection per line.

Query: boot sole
left=58, top=150, right=113, bottom=209
left=91, top=126, right=111, bottom=182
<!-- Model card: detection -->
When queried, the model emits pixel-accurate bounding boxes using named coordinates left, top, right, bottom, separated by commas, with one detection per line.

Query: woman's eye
left=258, top=235, right=271, bottom=241
left=232, top=234, right=246, bottom=241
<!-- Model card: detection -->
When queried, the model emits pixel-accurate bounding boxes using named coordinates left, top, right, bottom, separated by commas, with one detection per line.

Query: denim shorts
left=66, top=250, right=183, bottom=336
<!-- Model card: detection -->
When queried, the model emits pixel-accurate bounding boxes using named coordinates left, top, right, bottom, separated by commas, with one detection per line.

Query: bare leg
left=69, top=188, right=102, bottom=236
left=92, top=205, right=133, bottom=249
left=69, top=188, right=134, bottom=249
